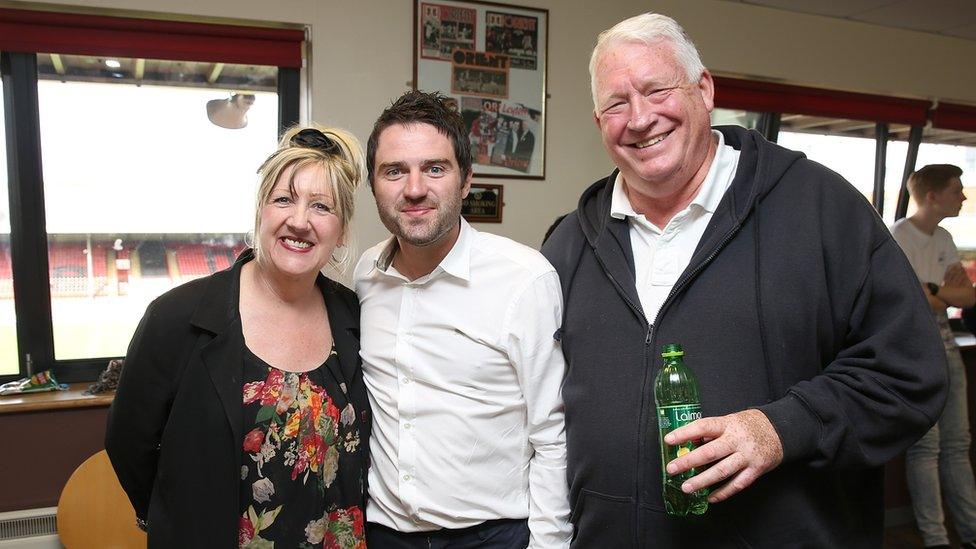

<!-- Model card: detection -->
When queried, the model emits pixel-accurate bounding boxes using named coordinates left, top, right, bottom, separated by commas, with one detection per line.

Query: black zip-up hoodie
left=542, top=126, right=947, bottom=548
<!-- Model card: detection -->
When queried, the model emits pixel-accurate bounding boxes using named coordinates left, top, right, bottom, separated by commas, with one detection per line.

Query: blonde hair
left=253, top=124, right=365, bottom=272
left=589, top=13, right=705, bottom=109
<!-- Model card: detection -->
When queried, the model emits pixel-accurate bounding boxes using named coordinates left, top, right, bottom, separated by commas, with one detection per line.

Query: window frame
left=713, top=76, right=934, bottom=220
left=1, top=10, right=303, bottom=383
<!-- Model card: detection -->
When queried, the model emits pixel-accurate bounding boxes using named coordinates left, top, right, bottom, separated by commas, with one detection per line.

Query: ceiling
left=36, top=53, right=277, bottom=92
left=723, top=0, right=976, bottom=41
left=779, top=114, right=976, bottom=145
left=715, top=1, right=976, bottom=143
left=715, top=109, right=976, bottom=145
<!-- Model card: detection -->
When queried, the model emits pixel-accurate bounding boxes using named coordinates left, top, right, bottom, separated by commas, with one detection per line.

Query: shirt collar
left=691, top=130, right=734, bottom=215
left=609, top=171, right=637, bottom=220
left=437, top=217, right=472, bottom=281
left=374, top=236, right=398, bottom=272
left=372, top=217, right=473, bottom=282
left=610, top=130, right=732, bottom=219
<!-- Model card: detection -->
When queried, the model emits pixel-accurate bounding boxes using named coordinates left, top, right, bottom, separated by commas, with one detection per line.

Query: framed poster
left=414, top=0, right=548, bottom=179
left=462, top=184, right=504, bottom=222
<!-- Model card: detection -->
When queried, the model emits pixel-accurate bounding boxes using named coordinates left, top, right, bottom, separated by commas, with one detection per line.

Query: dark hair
left=908, top=164, right=964, bottom=201
left=366, top=90, right=472, bottom=186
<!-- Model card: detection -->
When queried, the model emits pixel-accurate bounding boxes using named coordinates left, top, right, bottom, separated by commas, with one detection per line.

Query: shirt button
left=403, top=474, right=411, bottom=481
left=402, top=377, right=411, bottom=384
left=404, top=423, right=412, bottom=430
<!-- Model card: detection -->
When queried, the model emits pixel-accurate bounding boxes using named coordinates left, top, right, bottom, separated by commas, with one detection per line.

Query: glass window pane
left=917, top=138, right=976, bottom=249
left=777, top=114, right=877, bottom=206
left=899, top=130, right=976, bottom=319
left=881, top=128, right=911, bottom=225
left=37, top=54, right=277, bottom=360
left=711, top=108, right=761, bottom=130
left=0, top=68, right=18, bottom=375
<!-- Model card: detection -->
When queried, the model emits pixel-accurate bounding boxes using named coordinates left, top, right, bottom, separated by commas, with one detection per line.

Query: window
left=916, top=136, right=976, bottom=249
left=37, top=55, right=277, bottom=360
left=0, top=70, right=17, bottom=376
left=712, top=76, right=931, bottom=219
left=916, top=134, right=976, bottom=321
left=777, top=115, right=878, bottom=205
left=881, top=127, right=912, bottom=225
left=711, top=108, right=761, bottom=130
left=926, top=104, right=976, bottom=319
left=0, top=8, right=303, bottom=381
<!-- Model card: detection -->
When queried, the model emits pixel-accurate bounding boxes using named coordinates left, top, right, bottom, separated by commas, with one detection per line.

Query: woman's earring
left=331, top=244, right=349, bottom=264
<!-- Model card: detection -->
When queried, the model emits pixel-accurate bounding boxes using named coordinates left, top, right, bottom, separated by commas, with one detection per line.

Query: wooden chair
left=57, top=450, right=147, bottom=548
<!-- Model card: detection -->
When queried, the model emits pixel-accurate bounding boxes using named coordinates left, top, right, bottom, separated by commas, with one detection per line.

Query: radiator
left=0, top=507, right=59, bottom=548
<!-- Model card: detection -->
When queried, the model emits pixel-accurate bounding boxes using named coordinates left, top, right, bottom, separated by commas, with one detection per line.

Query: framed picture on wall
left=414, top=0, right=548, bottom=179
left=461, top=184, right=504, bottom=222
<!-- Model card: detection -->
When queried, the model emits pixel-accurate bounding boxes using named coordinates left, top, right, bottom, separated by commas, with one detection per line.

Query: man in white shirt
left=891, top=164, right=976, bottom=549
left=354, top=90, right=572, bottom=549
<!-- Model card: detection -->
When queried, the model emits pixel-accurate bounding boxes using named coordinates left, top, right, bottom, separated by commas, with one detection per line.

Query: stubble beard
left=381, top=193, right=463, bottom=248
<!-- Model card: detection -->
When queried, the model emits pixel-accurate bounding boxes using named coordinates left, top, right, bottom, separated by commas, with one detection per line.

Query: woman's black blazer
left=105, top=251, right=369, bottom=548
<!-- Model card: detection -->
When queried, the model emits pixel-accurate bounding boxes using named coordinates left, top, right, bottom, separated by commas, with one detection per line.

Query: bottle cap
left=661, top=343, right=684, bottom=358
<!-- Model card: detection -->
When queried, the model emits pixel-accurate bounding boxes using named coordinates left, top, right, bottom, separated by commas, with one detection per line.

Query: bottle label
left=658, top=404, right=702, bottom=431
left=659, top=404, right=703, bottom=482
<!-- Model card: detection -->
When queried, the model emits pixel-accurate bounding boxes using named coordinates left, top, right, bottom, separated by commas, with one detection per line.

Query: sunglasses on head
left=291, top=128, right=341, bottom=156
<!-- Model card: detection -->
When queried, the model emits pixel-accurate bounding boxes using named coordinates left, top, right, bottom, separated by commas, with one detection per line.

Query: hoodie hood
left=576, top=126, right=805, bottom=247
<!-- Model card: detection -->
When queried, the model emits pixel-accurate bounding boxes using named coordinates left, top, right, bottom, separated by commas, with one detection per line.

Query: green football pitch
left=0, top=292, right=165, bottom=377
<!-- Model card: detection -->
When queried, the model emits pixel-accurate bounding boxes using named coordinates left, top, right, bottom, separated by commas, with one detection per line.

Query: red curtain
left=0, top=7, right=303, bottom=67
left=932, top=102, right=976, bottom=133
left=713, top=76, right=930, bottom=126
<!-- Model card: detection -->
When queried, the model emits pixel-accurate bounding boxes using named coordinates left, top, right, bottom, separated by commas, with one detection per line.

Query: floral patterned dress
left=238, top=347, right=366, bottom=549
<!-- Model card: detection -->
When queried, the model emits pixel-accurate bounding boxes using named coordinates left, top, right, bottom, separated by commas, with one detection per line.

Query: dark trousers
left=366, top=518, right=529, bottom=549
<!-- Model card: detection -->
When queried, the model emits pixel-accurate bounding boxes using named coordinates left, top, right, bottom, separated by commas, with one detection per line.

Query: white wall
left=13, top=0, right=976, bottom=253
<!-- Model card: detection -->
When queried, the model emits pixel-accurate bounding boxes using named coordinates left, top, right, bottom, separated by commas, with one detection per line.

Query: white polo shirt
left=610, top=130, right=740, bottom=323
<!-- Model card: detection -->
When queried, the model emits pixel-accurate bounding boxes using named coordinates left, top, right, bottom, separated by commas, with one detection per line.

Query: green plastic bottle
left=654, top=343, right=708, bottom=516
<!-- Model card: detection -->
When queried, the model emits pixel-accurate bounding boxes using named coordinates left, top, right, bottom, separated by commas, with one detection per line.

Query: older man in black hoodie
left=542, top=12, right=947, bottom=549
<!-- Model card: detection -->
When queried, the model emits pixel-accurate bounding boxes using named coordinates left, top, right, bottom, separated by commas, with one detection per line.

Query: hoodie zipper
left=625, top=219, right=745, bottom=533
left=591, top=250, right=655, bottom=347
left=591, top=250, right=653, bottom=548
left=652, top=219, right=745, bottom=330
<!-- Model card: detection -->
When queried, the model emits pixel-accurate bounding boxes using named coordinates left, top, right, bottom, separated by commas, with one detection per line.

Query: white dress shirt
left=354, top=218, right=572, bottom=548
left=610, top=130, right=740, bottom=323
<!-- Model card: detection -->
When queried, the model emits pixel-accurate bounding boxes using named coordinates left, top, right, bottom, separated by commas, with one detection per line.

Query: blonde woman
left=107, top=126, right=368, bottom=548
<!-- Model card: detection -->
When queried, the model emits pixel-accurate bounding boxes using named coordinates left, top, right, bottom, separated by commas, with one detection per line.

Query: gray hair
left=589, top=13, right=706, bottom=109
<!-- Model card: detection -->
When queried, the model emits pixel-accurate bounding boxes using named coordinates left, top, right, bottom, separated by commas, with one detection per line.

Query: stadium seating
left=0, top=239, right=247, bottom=300
left=0, top=243, right=12, bottom=299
